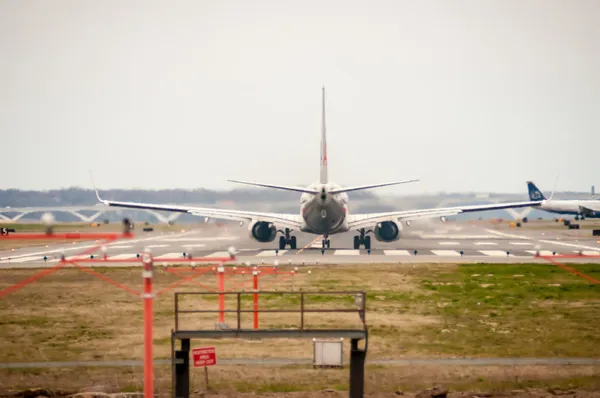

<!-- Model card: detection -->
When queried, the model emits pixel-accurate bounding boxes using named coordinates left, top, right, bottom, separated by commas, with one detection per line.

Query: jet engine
left=248, top=221, right=277, bottom=242
left=373, top=221, right=401, bottom=242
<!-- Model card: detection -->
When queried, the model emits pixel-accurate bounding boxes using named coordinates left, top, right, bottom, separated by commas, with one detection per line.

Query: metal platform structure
left=170, top=290, right=368, bottom=398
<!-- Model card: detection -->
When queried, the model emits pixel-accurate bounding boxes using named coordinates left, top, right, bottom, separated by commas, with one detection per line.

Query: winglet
left=89, top=170, right=106, bottom=204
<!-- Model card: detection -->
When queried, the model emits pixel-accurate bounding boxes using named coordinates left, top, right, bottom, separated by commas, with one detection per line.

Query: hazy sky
left=1, top=0, right=598, bottom=195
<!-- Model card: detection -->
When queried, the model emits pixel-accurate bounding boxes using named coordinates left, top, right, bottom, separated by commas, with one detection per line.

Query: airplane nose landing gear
left=321, top=235, right=330, bottom=249
left=353, top=228, right=371, bottom=250
left=278, top=228, right=297, bottom=250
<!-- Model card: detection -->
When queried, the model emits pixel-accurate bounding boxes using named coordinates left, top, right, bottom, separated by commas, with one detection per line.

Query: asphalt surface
left=1, top=220, right=600, bottom=268
left=1, top=357, right=599, bottom=368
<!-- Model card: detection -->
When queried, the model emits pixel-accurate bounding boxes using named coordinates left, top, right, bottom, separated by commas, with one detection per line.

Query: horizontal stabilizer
left=227, top=180, right=318, bottom=194
left=329, top=179, right=419, bottom=194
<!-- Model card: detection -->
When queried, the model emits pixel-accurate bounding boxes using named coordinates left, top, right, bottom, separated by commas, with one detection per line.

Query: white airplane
left=94, top=88, right=543, bottom=250
left=526, top=181, right=600, bottom=220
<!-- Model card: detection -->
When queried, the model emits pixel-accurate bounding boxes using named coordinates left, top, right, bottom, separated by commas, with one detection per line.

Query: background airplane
left=527, top=181, right=600, bottom=220
left=94, top=88, right=543, bottom=250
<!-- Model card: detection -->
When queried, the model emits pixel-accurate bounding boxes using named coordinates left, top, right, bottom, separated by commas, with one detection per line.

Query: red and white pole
left=141, top=250, right=154, bottom=398
left=217, top=263, right=225, bottom=324
left=252, top=267, right=259, bottom=329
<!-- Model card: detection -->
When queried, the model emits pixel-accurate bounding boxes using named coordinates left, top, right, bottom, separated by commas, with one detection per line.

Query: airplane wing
left=95, top=190, right=302, bottom=229
left=347, top=200, right=543, bottom=230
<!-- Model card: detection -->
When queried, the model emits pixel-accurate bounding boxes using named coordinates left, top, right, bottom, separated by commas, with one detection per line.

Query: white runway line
left=256, top=250, right=287, bottom=256
left=420, top=234, right=496, bottom=239
left=484, top=229, right=532, bottom=240
left=204, top=251, right=231, bottom=258
left=478, top=250, right=512, bottom=257
left=438, top=242, right=460, bottom=246
left=525, top=250, right=556, bottom=256
left=154, top=252, right=184, bottom=259
left=160, top=236, right=238, bottom=242
left=431, top=250, right=462, bottom=257
left=108, top=245, right=134, bottom=249
left=333, top=250, right=360, bottom=255
left=510, top=242, right=533, bottom=246
left=383, top=250, right=411, bottom=256
left=475, top=242, right=497, bottom=246
left=0, top=256, right=41, bottom=264
left=147, top=244, right=170, bottom=248
left=183, top=244, right=206, bottom=248
left=579, top=250, right=600, bottom=256
left=539, top=240, right=600, bottom=252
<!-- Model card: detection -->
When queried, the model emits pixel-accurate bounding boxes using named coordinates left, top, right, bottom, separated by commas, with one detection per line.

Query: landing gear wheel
left=290, top=236, right=297, bottom=250
left=321, top=239, right=330, bottom=249
left=279, top=236, right=286, bottom=250
left=354, top=228, right=372, bottom=249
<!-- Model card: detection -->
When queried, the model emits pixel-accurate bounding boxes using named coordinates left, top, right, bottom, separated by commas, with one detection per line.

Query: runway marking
left=438, top=242, right=460, bottom=246
left=204, top=251, right=231, bottom=258
left=0, top=230, right=196, bottom=261
left=295, top=235, right=323, bottom=255
left=182, top=244, right=206, bottom=248
left=256, top=250, right=287, bottom=257
left=0, top=256, right=42, bottom=264
left=383, top=250, right=411, bottom=256
left=577, top=250, right=600, bottom=256
left=431, top=250, right=462, bottom=257
left=419, top=234, right=495, bottom=239
left=475, top=242, right=497, bottom=246
left=147, top=244, right=170, bottom=248
left=154, top=252, right=184, bottom=259
left=539, top=240, right=600, bottom=252
left=526, top=250, right=556, bottom=256
left=484, top=229, right=531, bottom=240
left=333, top=250, right=360, bottom=256
left=478, top=250, right=512, bottom=257
left=108, top=245, right=133, bottom=249
left=160, top=236, right=238, bottom=242
left=510, top=242, right=533, bottom=246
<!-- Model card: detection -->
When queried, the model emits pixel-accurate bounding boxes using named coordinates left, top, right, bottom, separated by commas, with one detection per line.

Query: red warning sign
left=192, top=347, right=216, bottom=367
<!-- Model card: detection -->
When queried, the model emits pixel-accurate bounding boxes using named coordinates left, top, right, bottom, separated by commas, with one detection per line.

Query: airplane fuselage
left=539, top=200, right=600, bottom=217
left=299, top=182, right=350, bottom=235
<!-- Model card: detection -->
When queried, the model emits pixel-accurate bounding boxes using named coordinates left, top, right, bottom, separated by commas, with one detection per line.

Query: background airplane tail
left=527, top=181, right=546, bottom=201
left=320, top=86, right=328, bottom=184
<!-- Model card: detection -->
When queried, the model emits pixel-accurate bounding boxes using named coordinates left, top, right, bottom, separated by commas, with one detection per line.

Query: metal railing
left=174, top=290, right=367, bottom=331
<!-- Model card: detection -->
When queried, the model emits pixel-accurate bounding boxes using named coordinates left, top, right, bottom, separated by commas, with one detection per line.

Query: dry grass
left=0, top=262, right=599, bottom=394
left=1, top=364, right=599, bottom=396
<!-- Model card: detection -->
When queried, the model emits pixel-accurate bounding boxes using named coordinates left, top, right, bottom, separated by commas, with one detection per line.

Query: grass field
left=0, top=261, right=599, bottom=395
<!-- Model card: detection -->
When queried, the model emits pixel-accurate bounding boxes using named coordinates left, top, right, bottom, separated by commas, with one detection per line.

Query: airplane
left=93, top=88, right=544, bottom=250
left=526, top=181, right=600, bottom=220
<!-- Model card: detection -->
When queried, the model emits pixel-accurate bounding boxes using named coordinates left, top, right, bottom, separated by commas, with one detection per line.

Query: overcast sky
left=1, top=0, right=598, bottom=195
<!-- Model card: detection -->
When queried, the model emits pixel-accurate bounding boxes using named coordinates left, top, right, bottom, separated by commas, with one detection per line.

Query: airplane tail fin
left=320, top=86, right=328, bottom=184
left=526, top=181, right=547, bottom=201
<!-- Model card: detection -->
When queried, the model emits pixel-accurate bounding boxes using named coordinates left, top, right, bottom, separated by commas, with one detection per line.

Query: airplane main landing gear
left=353, top=228, right=371, bottom=250
left=278, top=228, right=297, bottom=250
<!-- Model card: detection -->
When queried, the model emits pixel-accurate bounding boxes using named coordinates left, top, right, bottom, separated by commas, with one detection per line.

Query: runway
left=1, top=221, right=599, bottom=268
